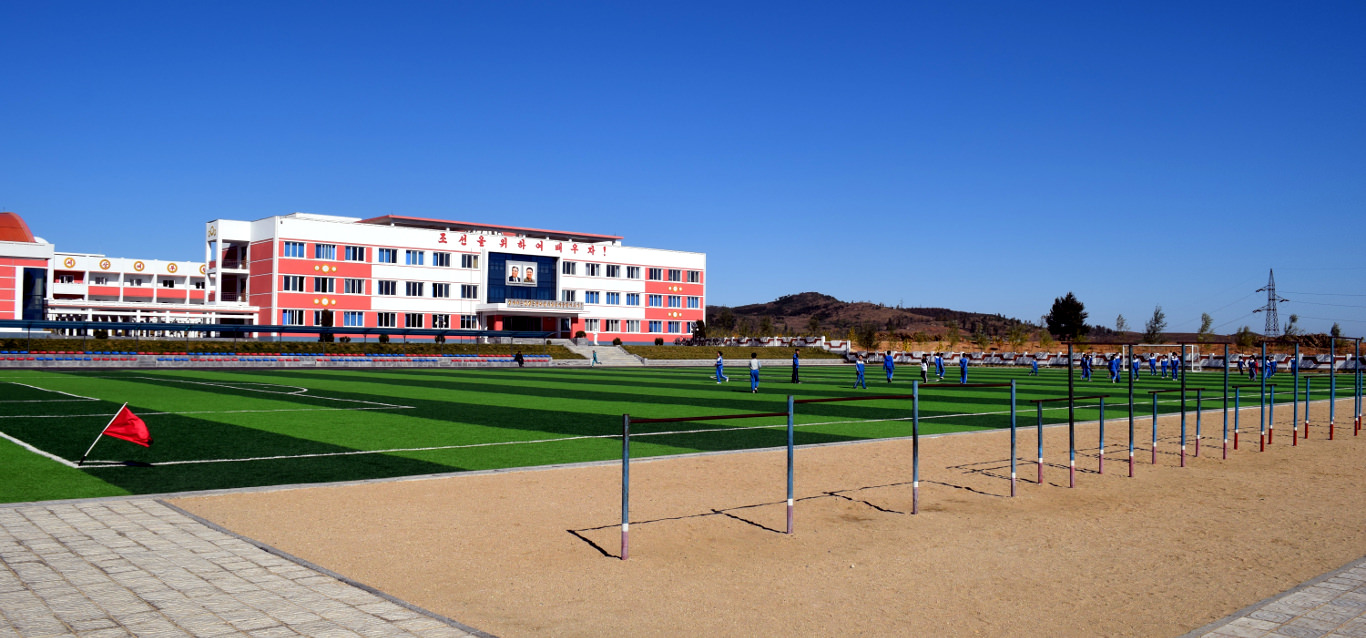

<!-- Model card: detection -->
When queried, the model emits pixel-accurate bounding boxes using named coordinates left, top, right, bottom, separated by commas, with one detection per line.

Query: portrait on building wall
left=506, top=260, right=536, bottom=287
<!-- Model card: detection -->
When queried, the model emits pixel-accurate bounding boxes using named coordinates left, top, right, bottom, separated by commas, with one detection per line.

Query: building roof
left=357, top=215, right=624, bottom=243
left=0, top=212, right=37, bottom=243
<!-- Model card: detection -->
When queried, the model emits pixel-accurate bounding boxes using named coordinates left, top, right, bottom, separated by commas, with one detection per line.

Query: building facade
left=204, top=213, right=705, bottom=343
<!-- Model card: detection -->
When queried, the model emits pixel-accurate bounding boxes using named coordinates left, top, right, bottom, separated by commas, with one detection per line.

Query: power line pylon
left=1254, top=269, right=1290, bottom=337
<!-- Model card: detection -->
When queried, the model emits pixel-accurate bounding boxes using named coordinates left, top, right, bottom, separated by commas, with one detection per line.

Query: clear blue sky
left=3, top=1, right=1363, bottom=336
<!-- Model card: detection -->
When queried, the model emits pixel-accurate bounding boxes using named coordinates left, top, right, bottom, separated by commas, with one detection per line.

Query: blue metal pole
left=1098, top=397, right=1106, bottom=474
left=1234, top=388, right=1241, bottom=449
left=1260, top=341, right=1267, bottom=451
left=621, top=414, right=631, bottom=560
left=1037, top=402, right=1044, bottom=484
left=1010, top=380, right=1017, bottom=497
left=1223, top=343, right=1229, bottom=459
left=912, top=382, right=920, bottom=515
left=1128, top=344, right=1136, bottom=477
left=1305, top=377, right=1311, bottom=439
left=1152, top=392, right=1159, bottom=464
left=786, top=395, right=794, bottom=533
left=1195, top=389, right=1202, bottom=457
left=1332, top=337, right=1337, bottom=439
left=1293, top=343, right=1300, bottom=446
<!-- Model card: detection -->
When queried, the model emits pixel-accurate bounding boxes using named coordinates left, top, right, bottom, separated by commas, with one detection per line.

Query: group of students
left=714, top=350, right=972, bottom=392
left=1236, top=355, right=1289, bottom=380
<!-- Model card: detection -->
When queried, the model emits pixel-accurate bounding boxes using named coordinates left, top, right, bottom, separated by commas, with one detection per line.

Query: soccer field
left=0, top=364, right=1343, bottom=503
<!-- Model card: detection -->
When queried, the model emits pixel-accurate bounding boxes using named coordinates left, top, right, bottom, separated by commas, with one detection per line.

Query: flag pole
left=78, top=403, right=125, bottom=466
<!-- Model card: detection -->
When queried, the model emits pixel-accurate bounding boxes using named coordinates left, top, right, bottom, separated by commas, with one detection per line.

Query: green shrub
left=575, top=330, right=587, bottom=338
left=378, top=334, right=390, bottom=344
left=654, top=337, right=664, bottom=346
left=612, top=337, right=622, bottom=346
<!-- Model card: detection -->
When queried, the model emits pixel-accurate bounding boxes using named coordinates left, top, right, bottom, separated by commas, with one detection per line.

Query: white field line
left=0, top=430, right=78, bottom=468
left=131, top=376, right=407, bottom=409
left=0, top=406, right=412, bottom=419
left=5, top=382, right=100, bottom=402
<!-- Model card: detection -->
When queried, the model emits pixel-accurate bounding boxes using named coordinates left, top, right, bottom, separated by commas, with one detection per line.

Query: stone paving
left=1186, top=556, right=1366, bottom=638
left=0, top=499, right=488, bottom=638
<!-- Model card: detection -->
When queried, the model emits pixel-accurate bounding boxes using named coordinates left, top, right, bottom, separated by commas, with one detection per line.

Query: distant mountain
left=706, top=292, right=1029, bottom=340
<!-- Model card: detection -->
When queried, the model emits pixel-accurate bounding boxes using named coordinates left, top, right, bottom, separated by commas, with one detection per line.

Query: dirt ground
left=175, top=398, right=1366, bottom=638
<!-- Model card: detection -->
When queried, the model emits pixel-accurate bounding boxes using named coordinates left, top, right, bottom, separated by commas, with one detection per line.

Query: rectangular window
left=344, top=278, right=365, bottom=294
left=585, top=319, right=600, bottom=332
left=281, top=309, right=304, bottom=325
left=667, top=269, right=682, bottom=282
left=405, top=313, right=424, bottom=328
left=648, top=320, right=662, bottom=333
left=687, top=296, right=700, bottom=309
left=461, top=254, right=479, bottom=269
left=281, top=275, right=304, bottom=292
left=405, top=250, right=424, bottom=266
left=605, top=319, right=620, bottom=332
left=626, top=320, right=640, bottom=333
left=193, top=280, right=205, bottom=289
left=647, top=268, right=662, bottom=280
left=376, top=312, right=397, bottom=328
left=687, top=270, right=700, bottom=283
left=667, top=295, right=681, bottom=308
left=282, top=241, right=305, bottom=258
left=432, top=314, right=450, bottom=329
left=432, top=283, right=450, bottom=298
left=460, top=315, right=479, bottom=329
left=160, top=279, right=175, bottom=288
left=605, top=292, right=620, bottom=305
left=315, top=244, right=337, bottom=260
left=627, top=266, right=641, bottom=279
left=313, top=310, right=322, bottom=326
left=668, top=321, right=680, bottom=333
left=626, top=293, right=640, bottom=306
left=92, top=276, right=108, bottom=285
left=562, top=261, right=577, bottom=275
left=460, top=284, right=479, bottom=299
left=127, top=278, right=143, bottom=287
left=432, top=252, right=451, bottom=267
left=406, top=281, right=424, bottom=297
left=377, top=248, right=397, bottom=264
left=606, top=265, right=620, bottom=278
left=585, top=263, right=600, bottom=277
left=647, top=294, right=663, bottom=307
left=314, top=277, right=335, bottom=293
left=344, top=246, right=366, bottom=262
left=343, top=311, right=364, bottom=327
left=584, top=291, right=600, bottom=304
left=561, top=290, right=576, bottom=302
left=377, top=280, right=397, bottom=296
left=684, top=321, right=693, bottom=334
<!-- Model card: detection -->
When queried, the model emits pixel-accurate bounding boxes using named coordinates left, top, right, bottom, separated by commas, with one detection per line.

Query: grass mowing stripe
left=0, top=430, right=79, bottom=467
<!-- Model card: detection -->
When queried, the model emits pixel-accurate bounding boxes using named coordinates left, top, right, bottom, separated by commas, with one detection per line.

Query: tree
left=1235, top=325, right=1258, bottom=348
left=1143, top=305, right=1167, bottom=343
left=972, top=323, right=990, bottom=350
left=1197, top=313, right=1214, bottom=343
left=713, top=308, right=736, bottom=333
left=1282, top=314, right=1301, bottom=338
left=807, top=316, right=820, bottom=335
left=691, top=320, right=707, bottom=339
left=944, top=320, right=961, bottom=347
left=1044, top=292, right=1090, bottom=339
left=1332, top=323, right=1342, bottom=338
left=856, top=323, right=880, bottom=351
left=1007, top=323, right=1029, bottom=350
left=1039, top=330, right=1055, bottom=349
left=759, top=316, right=774, bottom=337
left=1115, top=314, right=1129, bottom=333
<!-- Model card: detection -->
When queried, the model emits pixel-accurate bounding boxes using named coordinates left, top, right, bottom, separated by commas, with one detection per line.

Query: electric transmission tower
left=1254, top=269, right=1290, bottom=337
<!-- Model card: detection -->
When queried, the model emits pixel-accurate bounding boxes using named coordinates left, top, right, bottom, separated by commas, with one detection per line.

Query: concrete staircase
left=558, top=343, right=644, bottom=366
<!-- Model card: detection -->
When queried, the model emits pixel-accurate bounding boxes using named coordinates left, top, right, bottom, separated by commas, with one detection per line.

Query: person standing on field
left=749, top=353, right=760, bottom=393
left=854, top=354, right=867, bottom=389
left=1030, top=358, right=1039, bottom=376
left=920, top=357, right=929, bottom=383
left=883, top=350, right=895, bottom=383
left=935, top=352, right=945, bottom=380
left=714, top=351, right=729, bottom=383
left=959, top=352, right=969, bottom=384
left=791, top=348, right=801, bottom=384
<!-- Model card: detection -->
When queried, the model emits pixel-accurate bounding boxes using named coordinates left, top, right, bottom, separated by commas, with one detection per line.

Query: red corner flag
left=78, top=403, right=152, bottom=466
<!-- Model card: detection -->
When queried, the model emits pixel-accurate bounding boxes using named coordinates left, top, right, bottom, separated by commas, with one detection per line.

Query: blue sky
left=2, top=1, right=1363, bottom=335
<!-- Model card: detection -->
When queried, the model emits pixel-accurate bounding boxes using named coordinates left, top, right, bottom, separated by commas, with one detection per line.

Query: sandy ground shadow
left=175, top=398, right=1366, bottom=637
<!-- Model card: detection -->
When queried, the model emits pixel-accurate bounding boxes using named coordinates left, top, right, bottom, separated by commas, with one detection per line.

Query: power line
left=1283, top=290, right=1366, bottom=298
left=1292, top=300, right=1366, bottom=310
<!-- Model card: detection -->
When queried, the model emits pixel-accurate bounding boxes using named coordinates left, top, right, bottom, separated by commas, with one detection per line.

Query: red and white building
left=204, top=213, right=705, bottom=342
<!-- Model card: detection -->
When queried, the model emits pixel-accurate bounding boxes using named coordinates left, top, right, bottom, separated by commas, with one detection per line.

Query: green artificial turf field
left=0, top=365, right=1352, bottom=503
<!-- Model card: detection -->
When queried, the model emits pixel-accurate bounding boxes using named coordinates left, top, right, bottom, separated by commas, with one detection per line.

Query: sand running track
left=175, top=397, right=1366, bottom=637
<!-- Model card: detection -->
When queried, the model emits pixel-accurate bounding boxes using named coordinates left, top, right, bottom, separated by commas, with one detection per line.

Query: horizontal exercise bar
left=629, top=411, right=791, bottom=425
left=794, top=393, right=916, bottom=405
left=921, top=383, right=1015, bottom=389
left=1029, top=394, right=1109, bottom=404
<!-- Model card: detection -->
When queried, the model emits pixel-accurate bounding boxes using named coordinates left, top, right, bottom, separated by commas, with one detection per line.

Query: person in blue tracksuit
left=714, top=351, right=729, bottom=383
left=749, top=353, right=760, bottom=393
left=959, top=353, right=969, bottom=384
left=883, top=351, right=895, bottom=383
left=1030, top=358, right=1039, bottom=376
left=1131, top=355, right=1140, bottom=377
left=791, top=349, right=801, bottom=383
left=1110, top=355, right=1121, bottom=383
left=1236, top=356, right=1245, bottom=374
left=1172, top=355, right=1181, bottom=381
left=1290, top=357, right=1298, bottom=375
left=1160, top=356, right=1168, bottom=379
left=854, top=355, right=867, bottom=389
left=935, top=353, right=945, bottom=380
left=1149, top=355, right=1158, bottom=376
left=1080, top=354, right=1091, bottom=381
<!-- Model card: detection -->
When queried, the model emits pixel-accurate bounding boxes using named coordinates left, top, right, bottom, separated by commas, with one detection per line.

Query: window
left=687, top=296, right=700, bottom=309
left=282, top=241, right=305, bottom=258
left=57, top=274, right=75, bottom=284
left=193, top=280, right=205, bottom=289
left=460, top=284, right=479, bottom=299
left=605, top=292, right=620, bottom=305
left=585, top=319, right=600, bottom=332
left=562, top=261, right=577, bottom=275
left=343, top=311, right=364, bottom=327
left=314, top=277, right=335, bottom=293
left=377, top=312, right=397, bottom=328
left=584, top=291, right=600, bottom=304
left=282, top=275, right=304, bottom=292
left=406, top=282, right=424, bottom=297
left=432, top=314, right=450, bottom=329
left=127, top=278, right=143, bottom=287
left=626, top=293, right=640, bottom=306
left=161, top=279, right=175, bottom=288
left=405, top=250, right=424, bottom=266
left=647, top=294, right=663, bottom=307
left=627, top=266, right=641, bottom=279
left=377, top=280, right=397, bottom=296
left=561, top=290, right=576, bottom=302
left=668, top=321, right=680, bottom=333
left=687, top=270, right=701, bottom=283
left=377, top=248, right=397, bottom=264
left=432, top=283, right=450, bottom=298
left=405, top=313, right=424, bottom=328
left=460, top=315, right=479, bottom=329
left=667, top=295, right=681, bottom=308
left=648, top=320, right=662, bottom=333
left=461, top=253, right=479, bottom=269
left=432, top=252, right=451, bottom=267
left=626, top=320, right=640, bottom=333
left=606, top=265, right=620, bottom=278
left=585, top=263, right=600, bottom=277
left=605, top=319, right=620, bottom=332
left=344, top=246, right=366, bottom=261
left=345, top=278, right=365, bottom=294
left=282, top=309, right=304, bottom=325
left=92, top=276, right=108, bottom=285
left=315, top=244, right=337, bottom=260
left=668, top=269, right=682, bottom=282
left=647, top=268, right=662, bottom=280
left=684, top=321, right=693, bottom=334
left=313, top=310, right=323, bottom=326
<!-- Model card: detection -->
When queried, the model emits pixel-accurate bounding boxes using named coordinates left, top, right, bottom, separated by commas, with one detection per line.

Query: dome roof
left=0, top=212, right=37, bottom=243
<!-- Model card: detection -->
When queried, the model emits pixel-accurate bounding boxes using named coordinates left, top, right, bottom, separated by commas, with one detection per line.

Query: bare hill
left=706, top=292, right=1028, bottom=340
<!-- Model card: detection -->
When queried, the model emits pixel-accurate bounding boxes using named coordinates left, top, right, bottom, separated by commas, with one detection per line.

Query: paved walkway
left=0, top=499, right=488, bottom=638
left=1185, top=556, right=1366, bottom=638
